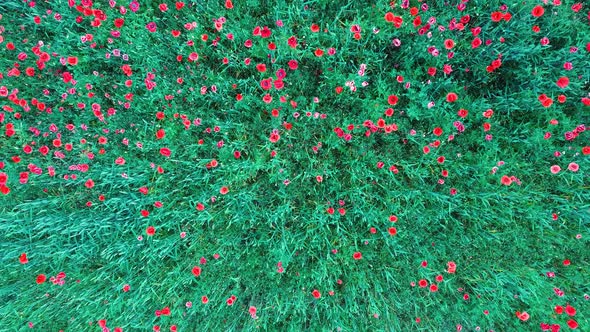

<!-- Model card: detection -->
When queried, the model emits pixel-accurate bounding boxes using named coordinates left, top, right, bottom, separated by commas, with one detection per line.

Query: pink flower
left=568, top=162, right=579, bottom=172
left=516, top=311, right=530, bottom=321
left=550, top=165, right=561, bottom=174
left=146, top=22, right=157, bottom=33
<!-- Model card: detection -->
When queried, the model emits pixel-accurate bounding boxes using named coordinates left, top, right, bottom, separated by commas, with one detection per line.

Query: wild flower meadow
left=0, top=0, right=589, bottom=331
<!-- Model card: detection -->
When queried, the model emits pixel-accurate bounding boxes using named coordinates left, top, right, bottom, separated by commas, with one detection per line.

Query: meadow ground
left=0, top=0, right=589, bottom=331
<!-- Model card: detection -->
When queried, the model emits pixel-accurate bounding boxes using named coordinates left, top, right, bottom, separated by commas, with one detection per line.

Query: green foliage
left=0, top=0, right=589, bottom=331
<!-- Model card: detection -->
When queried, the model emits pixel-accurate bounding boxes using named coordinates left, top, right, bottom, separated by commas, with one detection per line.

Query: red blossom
left=556, top=77, right=570, bottom=88
left=532, top=5, right=545, bottom=17
left=191, top=266, right=201, bottom=277
left=36, top=274, right=46, bottom=284
left=19, top=253, right=28, bottom=264
left=312, top=289, right=321, bottom=298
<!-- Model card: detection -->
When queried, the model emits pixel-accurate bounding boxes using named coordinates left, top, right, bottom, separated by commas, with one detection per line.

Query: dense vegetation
left=1, top=0, right=589, bottom=331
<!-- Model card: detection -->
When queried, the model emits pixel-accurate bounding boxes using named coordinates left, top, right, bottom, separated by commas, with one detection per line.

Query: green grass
left=0, top=0, right=589, bottom=331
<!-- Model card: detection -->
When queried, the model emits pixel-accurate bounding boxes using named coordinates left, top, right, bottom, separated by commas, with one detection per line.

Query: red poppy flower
left=516, top=311, right=530, bottom=321
left=201, top=295, right=208, bottom=303
left=541, top=98, right=553, bottom=108
left=310, top=24, right=320, bottom=32
left=156, top=129, right=165, bottom=139
left=0, top=186, right=10, bottom=195
left=260, top=78, right=272, bottom=90
left=312, top=289, right=321, bottom=298
left=274, top=79, right=284, bottom=90
left=146, top=226, right=155, bottom=236
left=491, top=11, right=504, bottom=22
left=160, top=147, right=171, bottom=157
left=418, top=279, right=428, bottom=288
left=532, top=5, right=545, bottom=17
left=388, top=227, right=397, bottom=236
left=36, top=274, right=46, bottom=284
left=556, top=77, right=569, bottom=88
left=225, top=0, right=233, bottom=9
left=260, top=26, right=271, bottom=38
left=19, top=253, right=28, bottom=264
left=447, top=261, right=457, bottom=273
left=115, top=157, right=125, bottom=165
left=392, top=16, right=403, bottom=28
left=501, top=175, right=512, bottom=186
left=314, top=48, right=324, bottom=57
left=565, top=305, right=576, bottom=316
left=429, top=284, right=438, bottom=292
left=444, top=39, right=455, bottom=49
left=114, top=18, right=124, bottom=28
left=446, top=92, right=458, bottom=103
left=269, top=131, right=280, bottom=142
left=353, top=252, right=362, bottom=260
left=555, top=305, right=564, bottom=314
left=567, top=319, right=578, bottom=329
left=387, top=95, right=399, bottom=106
left=220, top=186, right=229, bottom=195
left=472, top=37, right=482, bottom=48
left=192, top=266, right=202, bottom=277
left=256, top=63, right=267, bottom=72
left=85, top=179, right=95, bottom=189
left=385, top=12, right=395, bottom=22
